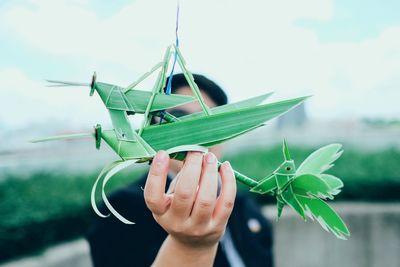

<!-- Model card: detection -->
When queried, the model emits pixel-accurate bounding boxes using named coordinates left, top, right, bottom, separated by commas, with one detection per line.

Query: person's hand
left=144, top=151, right=236, bottom=249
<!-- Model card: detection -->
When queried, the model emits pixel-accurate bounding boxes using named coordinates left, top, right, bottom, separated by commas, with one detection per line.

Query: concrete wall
left=264, top=203, right=400, bottom=267
left=2, top=202, right=399, bottom=267
left=1, top=240, right=92, bottom=267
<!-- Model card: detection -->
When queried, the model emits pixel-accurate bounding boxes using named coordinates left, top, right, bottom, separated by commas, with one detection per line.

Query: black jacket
left=87, top=175, right=274, bottom=267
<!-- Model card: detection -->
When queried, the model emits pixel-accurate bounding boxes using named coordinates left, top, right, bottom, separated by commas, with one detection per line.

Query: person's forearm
left=151, top=235, right=218, bottom=267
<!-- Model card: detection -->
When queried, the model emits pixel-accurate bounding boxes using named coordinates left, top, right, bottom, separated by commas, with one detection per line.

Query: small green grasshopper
left=249, top=141, right=350, bottom=239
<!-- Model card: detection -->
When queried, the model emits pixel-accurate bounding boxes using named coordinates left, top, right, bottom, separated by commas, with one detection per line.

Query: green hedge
left=1, top=146, right=399, bottom=262
left=0, top=167, right=146, bottom=263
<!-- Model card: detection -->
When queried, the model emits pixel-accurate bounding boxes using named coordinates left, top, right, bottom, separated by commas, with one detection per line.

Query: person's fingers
left=213, top=161, right=236, bottom=225
left=144, top=151, right=170, bottom=215
left=191, top=153, right=218, bottom=224
left=170, top=152, right=203, bottom=218
left=166, top=176, right=177, bottom=194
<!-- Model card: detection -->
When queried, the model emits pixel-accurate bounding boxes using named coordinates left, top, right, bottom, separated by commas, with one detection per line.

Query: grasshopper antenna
left=46, top=72, right=97, bottom=96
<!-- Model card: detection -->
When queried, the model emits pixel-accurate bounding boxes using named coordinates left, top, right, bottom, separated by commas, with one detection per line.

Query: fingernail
left=223, top=161, right=231, bottom=169
left=206, top=153, right=216, bottom=164
left=154, top=151, right=167, bottom=164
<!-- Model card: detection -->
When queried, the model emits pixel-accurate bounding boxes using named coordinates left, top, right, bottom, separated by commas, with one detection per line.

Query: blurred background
left=0, top=0, right=399, bottom=266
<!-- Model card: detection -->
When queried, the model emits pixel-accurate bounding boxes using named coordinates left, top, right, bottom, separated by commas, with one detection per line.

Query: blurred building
left=276, top=103, right=307, bottom=130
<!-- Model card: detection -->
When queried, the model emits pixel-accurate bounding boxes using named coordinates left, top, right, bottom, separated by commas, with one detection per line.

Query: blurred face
left=166, top=86, right=224, bottom=174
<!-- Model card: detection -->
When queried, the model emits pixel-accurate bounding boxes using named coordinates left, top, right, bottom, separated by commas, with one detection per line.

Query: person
left=87, top=74, right=274, bottom=267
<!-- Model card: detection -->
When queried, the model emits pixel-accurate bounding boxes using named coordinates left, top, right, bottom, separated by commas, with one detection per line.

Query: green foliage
left=362, top=118, right=400, bottom=128
left=0, top=167, right=146, bottom=262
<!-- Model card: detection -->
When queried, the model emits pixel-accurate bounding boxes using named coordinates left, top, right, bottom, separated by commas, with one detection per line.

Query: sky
left=0, top=0, right=399, bottom=129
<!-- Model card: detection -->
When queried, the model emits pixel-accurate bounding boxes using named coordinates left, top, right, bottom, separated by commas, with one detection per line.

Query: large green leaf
left=296, top=144, right=343, bottom=175
left=141, top=96, right=308, bottom=151
left=297, top=195, right=350, bottom=239
left=179, top=93, right=273, bottom=120
left=200, top=124, right=264, bottom=147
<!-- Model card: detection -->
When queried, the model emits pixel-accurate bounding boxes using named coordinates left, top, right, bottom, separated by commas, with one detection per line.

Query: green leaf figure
left=32, top=45, right=349, bottom=239
left=250, top=141, right=350, bottom=239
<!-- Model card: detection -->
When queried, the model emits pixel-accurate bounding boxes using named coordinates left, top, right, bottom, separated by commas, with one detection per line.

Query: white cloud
left=1, top=0, right=399, bottom=126
left=0, top=68, right=110, bottom=128
left=0, top=0, right=177, bottom=72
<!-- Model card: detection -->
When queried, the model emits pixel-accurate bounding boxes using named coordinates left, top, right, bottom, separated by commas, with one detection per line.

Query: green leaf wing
left=296, top=144, right=343, bottom=175
left=320, top=174, right=344, bottom=196
left=281, top=185, right=306, bottom=219
left=292, top=174, right=333, bottom=199
left=296, top=195, right=350, bottom=239
left=250, top=175, right=277, bottom=194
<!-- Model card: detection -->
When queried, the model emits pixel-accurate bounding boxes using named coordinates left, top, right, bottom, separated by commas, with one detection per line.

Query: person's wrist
left=168, top=234, right=219, bottom=253
left=151, top=235, right=219, bottom=267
